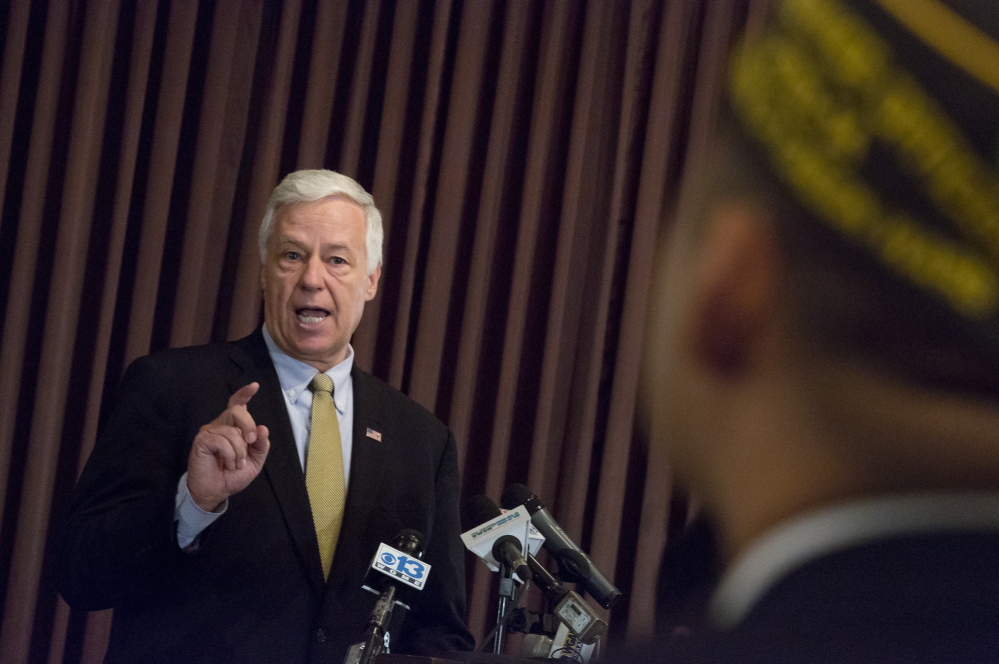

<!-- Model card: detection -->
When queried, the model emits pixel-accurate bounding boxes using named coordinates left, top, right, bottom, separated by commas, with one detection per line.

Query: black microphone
left=527, top=555, right=607, bottom=645
left=348, top=529, right=427, bottom=664
left=501, top=484, right=622, bottom=609
left=462, top=495, right=532, bottom=582
left=362, top=528, right=424, bottom=585
left=527, top=555, right=569, bottom=606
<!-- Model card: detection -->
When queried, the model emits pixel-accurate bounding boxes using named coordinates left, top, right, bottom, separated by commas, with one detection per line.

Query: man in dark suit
left=57, top=170, right=474, bottom=663
left=641, top=0, right=999, bottom=661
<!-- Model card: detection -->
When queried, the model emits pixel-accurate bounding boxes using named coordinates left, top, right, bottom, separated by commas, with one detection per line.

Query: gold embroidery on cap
left=730, top=0, right=999, bottom=317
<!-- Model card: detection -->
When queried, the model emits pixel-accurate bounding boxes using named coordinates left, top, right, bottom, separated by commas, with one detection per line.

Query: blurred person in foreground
left=57, top=170, right=474, bottom=663
left=642, top=0, right=999, bottom=660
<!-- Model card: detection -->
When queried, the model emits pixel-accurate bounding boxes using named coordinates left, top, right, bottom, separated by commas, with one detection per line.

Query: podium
left=377, top=651, right=556, bottom=664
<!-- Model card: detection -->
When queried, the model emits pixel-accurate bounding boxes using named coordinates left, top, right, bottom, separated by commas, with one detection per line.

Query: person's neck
left=705, top=354, right=999, bottom=565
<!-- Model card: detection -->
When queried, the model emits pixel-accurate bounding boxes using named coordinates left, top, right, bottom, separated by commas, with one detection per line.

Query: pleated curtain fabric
left=307, top=373, right=346, bottom=579
left=0, top=2, right=769, bottom=660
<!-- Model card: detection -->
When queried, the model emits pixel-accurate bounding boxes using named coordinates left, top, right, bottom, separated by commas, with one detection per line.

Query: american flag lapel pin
left=366, top=427, right=382, bottom=442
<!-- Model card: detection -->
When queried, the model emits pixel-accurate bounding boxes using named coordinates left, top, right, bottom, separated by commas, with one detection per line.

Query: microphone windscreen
left=365, top=529, right=428, bottom=595
left=462, top=494, right=502, bottom=531
left=501, top=483, right=532, bottom=510
left=391, top=529, right=425, bottom=558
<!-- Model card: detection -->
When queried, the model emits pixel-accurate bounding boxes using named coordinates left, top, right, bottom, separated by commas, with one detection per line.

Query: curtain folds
left=0, top=1, right=756, bottom=661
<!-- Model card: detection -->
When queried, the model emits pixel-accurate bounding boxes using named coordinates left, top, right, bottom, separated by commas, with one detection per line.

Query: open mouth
left=296, top=308, right=330, bottom=324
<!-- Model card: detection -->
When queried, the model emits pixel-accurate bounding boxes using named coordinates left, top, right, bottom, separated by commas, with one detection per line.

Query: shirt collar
left=262, top=323, right=353, bottom=414
left=711, top=492, right=999, bottom=629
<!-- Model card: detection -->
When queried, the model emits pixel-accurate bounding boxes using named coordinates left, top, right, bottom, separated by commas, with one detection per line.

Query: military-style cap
left=729, top=0, right=999, bottom=322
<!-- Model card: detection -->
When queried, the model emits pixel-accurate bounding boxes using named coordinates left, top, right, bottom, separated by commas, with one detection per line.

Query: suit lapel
left=231, top=331, right=327, bottom=595
left=328, top=366, right=389, bottom=595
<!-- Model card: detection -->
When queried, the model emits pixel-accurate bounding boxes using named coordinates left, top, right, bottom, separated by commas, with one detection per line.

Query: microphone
left=501, top=484, right=622, bottom=609
left=460, top=495, right=532, bottom=582
left=461, top=495, right=534, bottom=655
left=527, top=555, right=607, bottom=644
left=347, top=529, right=430, bottom=664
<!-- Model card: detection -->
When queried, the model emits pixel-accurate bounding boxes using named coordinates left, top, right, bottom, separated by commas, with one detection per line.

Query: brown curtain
left=0, top=1, right=765, bottom=661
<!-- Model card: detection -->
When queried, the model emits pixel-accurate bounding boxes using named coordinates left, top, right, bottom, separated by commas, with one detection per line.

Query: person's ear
left=365, top=266, right=381, bottom=301
left=689, top=201, right=782, bottom=377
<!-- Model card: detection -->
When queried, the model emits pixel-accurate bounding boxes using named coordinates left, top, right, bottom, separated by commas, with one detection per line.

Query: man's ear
left=365, top=266, right=381, bottom=301
left=690, top=200, right=782, bottom=377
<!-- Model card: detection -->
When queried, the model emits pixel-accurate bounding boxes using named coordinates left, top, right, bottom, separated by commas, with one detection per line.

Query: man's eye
left=284, top=251, right=301, bottom=260
left=331, top=257, right=346, bottom=265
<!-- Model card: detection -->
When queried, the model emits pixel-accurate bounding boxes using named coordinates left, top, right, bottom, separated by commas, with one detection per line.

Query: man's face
left=261, top=196, right=380, bottom=371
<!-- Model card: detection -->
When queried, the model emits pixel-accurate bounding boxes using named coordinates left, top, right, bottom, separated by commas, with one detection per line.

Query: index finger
left=228, top=382, right=260, bottom=409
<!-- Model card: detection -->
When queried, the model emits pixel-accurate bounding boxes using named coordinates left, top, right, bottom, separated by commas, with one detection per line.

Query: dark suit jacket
left=640, top=530, right=999, bottom=663
left=57, top=329, right=474, bottom=664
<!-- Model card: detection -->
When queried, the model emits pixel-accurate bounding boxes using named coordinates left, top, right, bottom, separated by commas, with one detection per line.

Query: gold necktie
left=307, top=373, right=346, bottom=579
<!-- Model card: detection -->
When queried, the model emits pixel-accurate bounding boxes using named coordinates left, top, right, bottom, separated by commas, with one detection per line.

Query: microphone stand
left=358, top=585, right=397, bottom=664
left=493, top=562, right=515, bottom=655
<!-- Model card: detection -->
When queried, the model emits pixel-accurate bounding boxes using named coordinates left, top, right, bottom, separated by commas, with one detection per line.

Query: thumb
left=249, top=425, right=270, bottom=459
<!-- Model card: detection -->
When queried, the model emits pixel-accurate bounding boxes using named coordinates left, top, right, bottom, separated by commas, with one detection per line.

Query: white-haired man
left=58, top=170, right=474, bottom=663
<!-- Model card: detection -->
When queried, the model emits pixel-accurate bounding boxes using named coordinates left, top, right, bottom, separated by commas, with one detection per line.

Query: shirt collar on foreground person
left=710, top=492, right=999, bottom=628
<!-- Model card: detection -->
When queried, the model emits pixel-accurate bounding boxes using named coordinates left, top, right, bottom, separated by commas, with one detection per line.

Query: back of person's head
left=258, top=169, right=384, bottom=275
left=712, top=0, right=999, bottom=398
left=647, top=0, right=999, bottom=555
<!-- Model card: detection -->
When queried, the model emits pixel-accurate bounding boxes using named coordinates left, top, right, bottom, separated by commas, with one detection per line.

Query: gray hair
left=258, top=169, right=384, bottom=275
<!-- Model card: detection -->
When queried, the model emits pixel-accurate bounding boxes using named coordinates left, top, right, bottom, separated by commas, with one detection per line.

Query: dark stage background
left=0, top=1, right=767, bottom=661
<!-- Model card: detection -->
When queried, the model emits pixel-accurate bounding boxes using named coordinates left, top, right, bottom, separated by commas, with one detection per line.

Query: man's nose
left=300, top=255, right=325, bottom=289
